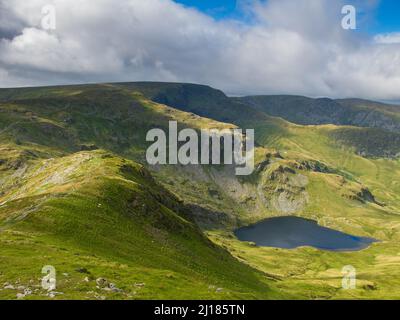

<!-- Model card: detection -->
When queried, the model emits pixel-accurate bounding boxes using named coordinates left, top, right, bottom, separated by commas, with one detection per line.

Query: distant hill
left=111, top=83, right=400, bottom=158
left=237, top=95, right=400, bottom=133
left=111, top=82, right=266, bottom=125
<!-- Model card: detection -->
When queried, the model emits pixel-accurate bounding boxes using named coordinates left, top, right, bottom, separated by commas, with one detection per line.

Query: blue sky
left=174, top=0, right=400, bottom=34
left=174, top=0, right=241, bottom=20
left=374, top=0, right=400, bottom=33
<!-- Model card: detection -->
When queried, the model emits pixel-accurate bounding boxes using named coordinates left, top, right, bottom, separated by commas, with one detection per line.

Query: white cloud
left=0, top=28, right=123, bottom=73
left=375, top=32, right=400, bottom=44
left=0, top=0, right=399, bottom=100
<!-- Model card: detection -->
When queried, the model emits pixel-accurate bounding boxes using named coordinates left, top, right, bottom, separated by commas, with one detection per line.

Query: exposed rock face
left=258, top=164, right=309, bottom=214
left=357, top=187, right=376, bottom=203
left=343, top=185, right=380, bottom=205
left=292, top=160, right=334, bottom=174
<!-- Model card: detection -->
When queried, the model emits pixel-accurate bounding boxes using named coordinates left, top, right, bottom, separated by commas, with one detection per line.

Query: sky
left=174, top=0, right=400, bottom=33
left=174, top=0, right=240, bottom=20
left=0, top=0, right=400, bottom=100
left=373, top=0, right=400, bottom=33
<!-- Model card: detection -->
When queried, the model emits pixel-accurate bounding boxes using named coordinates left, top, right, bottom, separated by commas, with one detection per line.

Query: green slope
left=0, top=149, right=283, bottom=299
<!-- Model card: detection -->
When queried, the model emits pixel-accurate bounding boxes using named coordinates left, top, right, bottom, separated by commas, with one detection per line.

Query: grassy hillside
left=1, top=82, right=400, bottom=299
left=0, top=149, right=284, bottom=299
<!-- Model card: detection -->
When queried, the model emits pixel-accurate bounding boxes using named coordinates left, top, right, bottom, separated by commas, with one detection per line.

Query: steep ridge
left=112, top=82, right=267, bottom=125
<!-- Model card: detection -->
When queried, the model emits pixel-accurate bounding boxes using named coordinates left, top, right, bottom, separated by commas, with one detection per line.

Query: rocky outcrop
left=258, top=164, right=309, bottom=214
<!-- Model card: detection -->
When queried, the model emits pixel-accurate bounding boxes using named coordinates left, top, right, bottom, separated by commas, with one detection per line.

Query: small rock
left=215, top=288, right=223, bottom=293
left=24, top=288, right=32, bottom=295
left=363, top=283, right=377, bottom=291
left=76, top=268, right=90, bottom=274
left=47, top=291, right=64, bottom=298
left=109, top=283, right=117, bottom=289
left=62, top=273, right=69, bottom=277
left=108, top=283, right=123, bottom=293
left=17, top=285, right=25, bottom=290
left=94, top=293, right=106, bottom=300
left=96, top=278, right=108, bottom=287
left=134, top=282, right=145, bottom=288
left=16, top=293, right=25, bottom=299
left=4, top=285, right=15, bottom=290
left=84, top=277, right=90, bottom=282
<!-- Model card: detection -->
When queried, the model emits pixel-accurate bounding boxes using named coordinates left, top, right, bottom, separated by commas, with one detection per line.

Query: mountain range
left=0, top=82, right=399, bottom=299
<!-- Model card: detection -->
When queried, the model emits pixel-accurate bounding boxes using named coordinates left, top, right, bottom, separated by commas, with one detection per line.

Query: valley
left=0, top=82, right=399, bottom=299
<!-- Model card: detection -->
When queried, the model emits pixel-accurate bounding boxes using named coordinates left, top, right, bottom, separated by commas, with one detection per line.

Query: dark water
left=234, top=216, right=377, bottom=251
